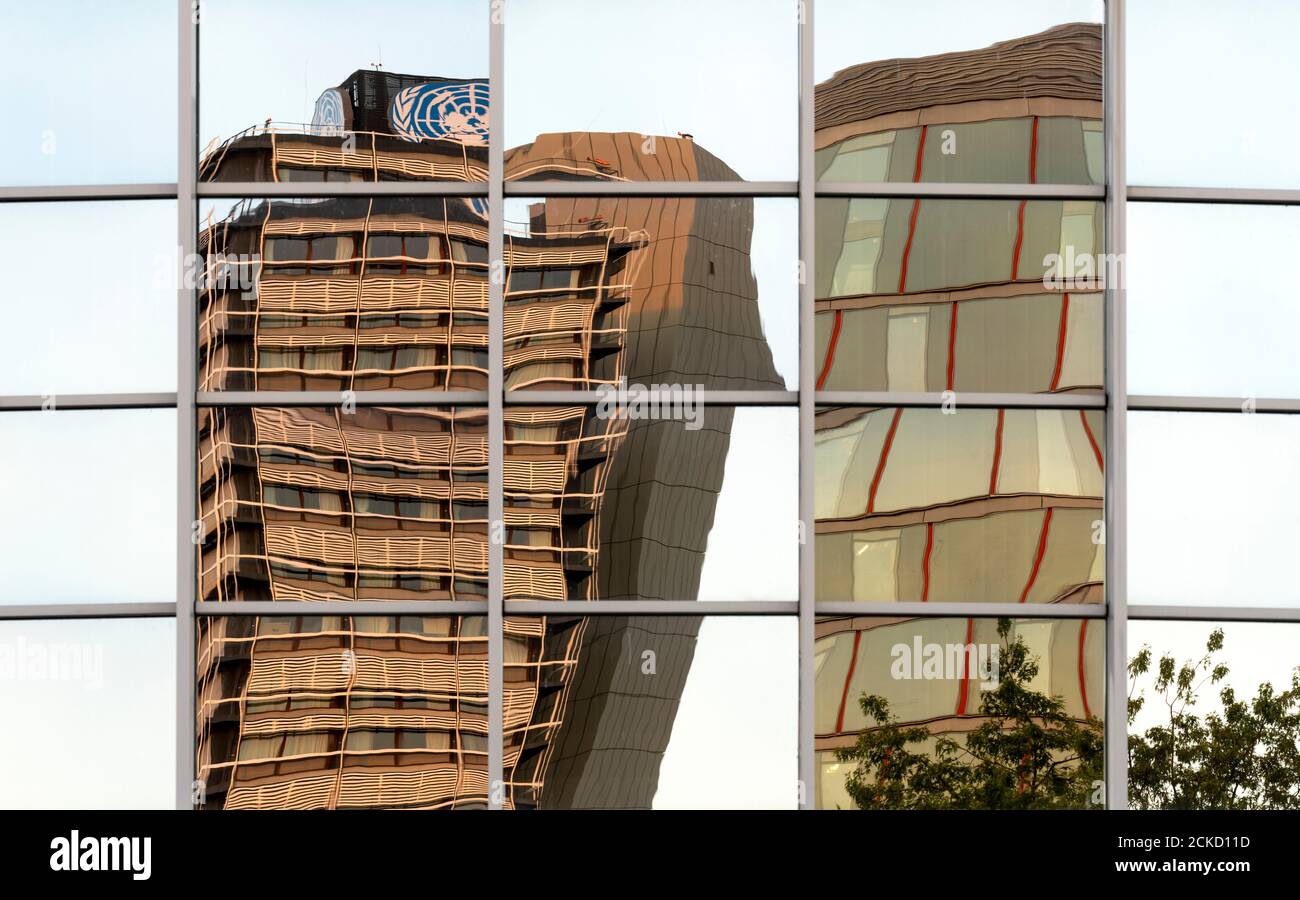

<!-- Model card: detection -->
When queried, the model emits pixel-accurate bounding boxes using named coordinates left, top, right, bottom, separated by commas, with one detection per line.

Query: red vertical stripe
left=816, top=309, right=843, bottom=390
left=989, top=408, right=1005, bottom=495
left=945, top=300, right=959, bottom=391
left=955, top=617, right=975, bottom=715
left=921, top=522, right=935, bottom=602
left=1019, top=507, right=1054, bottom=603
left=912, top=124, right=928, bottom=182
left=898, top=199, right=923, bottom=293
left=1078, top=619, right=1092, bottom=719
left=835, top=630, right=863, bottom=733
left=1029, top=115, right=1040, bottom=184
left=1079, top=409, right=1104, bottom=472
left=866, top=408, right=905, bottom=514
left=1010, top=200, right=1027, bottom=281
left=1049, top=292, right=1070, bottom=391
left=897, top=125, right=928, bottom=293
left=1011, top=117, right=1039, bottom=284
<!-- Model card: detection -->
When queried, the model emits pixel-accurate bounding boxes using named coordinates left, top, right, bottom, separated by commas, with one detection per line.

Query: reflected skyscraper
left=814, top=23, right=1104, bottom=395
left=195, top=68, right=779, bottom=808
left=812, top=23, right=1107, bottom=809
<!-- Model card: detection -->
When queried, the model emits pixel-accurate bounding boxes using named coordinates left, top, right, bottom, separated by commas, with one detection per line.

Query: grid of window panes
left=1, top=0, right=1296, bottom=811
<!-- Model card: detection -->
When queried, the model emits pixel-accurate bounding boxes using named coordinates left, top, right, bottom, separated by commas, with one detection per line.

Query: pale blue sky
left=0, top=410, right=177, bottom=607
left=0, top=201, right=177, bottom=395
left=0, top=0, right=177, bottom=185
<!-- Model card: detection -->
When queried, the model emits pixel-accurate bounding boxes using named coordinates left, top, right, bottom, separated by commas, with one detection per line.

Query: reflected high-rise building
left=814, top=23, right=1107, bottom=610
left=195, top=69, right=779, bottom=808
left=814, top=23, right=1104, bottom=395
left=812, top=24, right=1107, bottom=809
left=200, top=70, right=489, bottom=183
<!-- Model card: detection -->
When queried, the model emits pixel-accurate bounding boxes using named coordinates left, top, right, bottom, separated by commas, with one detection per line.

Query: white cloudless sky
left=0, top=617, right=175, bottom=809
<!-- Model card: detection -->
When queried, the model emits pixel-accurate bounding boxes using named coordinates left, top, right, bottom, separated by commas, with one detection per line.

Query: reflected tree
left=1128, top=628, right=1300, bottom=810
left=836, top=619, right=1104, bottom=809
left=837, top=621, right=1300, bottom=809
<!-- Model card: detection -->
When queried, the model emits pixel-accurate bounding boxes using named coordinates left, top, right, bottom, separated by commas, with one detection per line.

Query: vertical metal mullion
left=176, top=0, right=198, bottom=810
left=487, top=0, right=505, bottom=810
left=1103, top=0, right=1128, bottom=810
left=797, top=0, right=816, bottom=810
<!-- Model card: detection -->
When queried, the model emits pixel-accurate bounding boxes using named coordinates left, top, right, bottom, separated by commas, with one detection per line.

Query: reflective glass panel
left=816, top=615, right=1104, bottom=809
left=504, top=406, right=797, bottom=602
left=1128, top=619, right=1300, bottom=809
left=0, top=201, right=177, bottom=395
left=504, top=196, right=796, bottom=391
left=1128, top=203, right=1300, bottom=398
left=0, top=617, right=175, bottom=809
left=816, top=406, right=1105, bottom=603
left=507, top=615, right=796, bottom=809
left=198, top=197, right=489, bottom=391
left=198, top=406, right=488, bottom=604
left=0, top=1, right=177, bottom=185
left=199, top=0, right=487, bottom=182
left=1129, top=0, right=1300, bottom=189
left=197, top=614, right=487, bottom=809
left=815, top=198, right=1105, bottom=393
left=504, top=0, right=796, bottom=182
left=1130, top=412, right=1300, bottom=608
left=0, top=409, right=176, bottom=606
left=816, top=1, right=1104, bottom=185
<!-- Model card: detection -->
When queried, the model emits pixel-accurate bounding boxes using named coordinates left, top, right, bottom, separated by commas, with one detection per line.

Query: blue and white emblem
left=389, top=80, right=490, bottom=146
left=311, top=88, right=347, bottom=135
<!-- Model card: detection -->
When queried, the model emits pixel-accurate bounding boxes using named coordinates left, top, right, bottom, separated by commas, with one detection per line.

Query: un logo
left=389, top=80, right=490, bottom=147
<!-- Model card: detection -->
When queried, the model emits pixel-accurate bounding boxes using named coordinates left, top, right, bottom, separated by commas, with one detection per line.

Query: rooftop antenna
left=371, top=44, right=383, bottom=70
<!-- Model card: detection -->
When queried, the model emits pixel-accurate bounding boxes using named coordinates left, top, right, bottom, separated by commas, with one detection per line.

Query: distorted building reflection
left=813, top=24, right=1106, bottom=608
left=814, top=23, right=1104, bottom=395
left=814, top=615, right=1103, bottom=809
left=200, top=70, right=489, bottom=183
left=196, top=67, right=779, bottom=808
left=197, top=614, right=489, bottom=809
left=816, top=406, right=1105, bottom=604
left=811, top=23, right=1107, bottom=810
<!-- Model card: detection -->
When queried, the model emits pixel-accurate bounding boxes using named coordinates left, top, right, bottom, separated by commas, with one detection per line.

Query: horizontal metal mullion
left=815, top=391, right=1106, bottom=409
left=0, top=392, right=178, bottom=411
left=196, top=182, right=488, bottom=198
left=503, top=389, right=799, bottom=406
left=813, top=182, right=1105, bottom=200
left=195, top=601, right=489, bottom=616
left=503, top=181, right=798, bottom=197
left=197, top=391, right=489, bottom=407
left=0, top=184, right=178, bottom=202
left=1128, top=186, right=1300, bottom=206
left=1127, top=394, right=1300, bottom=414
left=815, top=602, right=1106, bottom=619
left=1128, top=605, right=1300, bottom=623
left=0, top=602, right=178, bottom=620
left=503, top=601, right=798, bottom=615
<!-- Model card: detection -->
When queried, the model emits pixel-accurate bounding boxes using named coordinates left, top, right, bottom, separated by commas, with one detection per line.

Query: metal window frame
left=0, top=0, right=1297, bottom=813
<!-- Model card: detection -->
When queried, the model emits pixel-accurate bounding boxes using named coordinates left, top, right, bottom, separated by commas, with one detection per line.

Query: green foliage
left=835, top=621, right=1300, bottom=809
left=1128, top=628, right=1300, bottom=809
left=835, top=619, right=1103, bottom=809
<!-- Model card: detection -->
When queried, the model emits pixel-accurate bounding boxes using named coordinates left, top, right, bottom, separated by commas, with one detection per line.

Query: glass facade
left=2, top=0, right=1298, bottom=813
